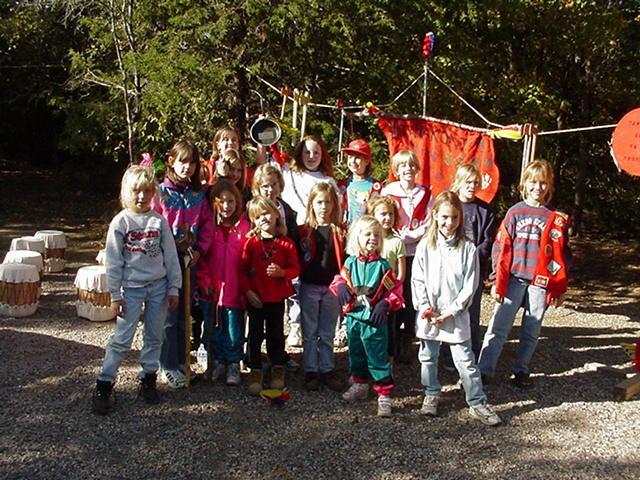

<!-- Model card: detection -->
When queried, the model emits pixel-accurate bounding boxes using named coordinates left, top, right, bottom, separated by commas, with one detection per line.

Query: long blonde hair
left=346, top=215, right=383, bottom=257
left=519, top=159, right=554, bottom=204
left=246, top=195, right=287, bottom=238
left=424, top=191, right=465, bottom=249
left=305, top=182, right=341, bottom=229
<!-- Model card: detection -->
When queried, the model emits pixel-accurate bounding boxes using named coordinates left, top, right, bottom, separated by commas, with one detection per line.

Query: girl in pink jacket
left=196, top=180, right=250, bottom=386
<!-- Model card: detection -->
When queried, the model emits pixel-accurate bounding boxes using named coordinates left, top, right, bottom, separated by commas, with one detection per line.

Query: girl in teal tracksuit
left=330, top=215, right=403, bottom=417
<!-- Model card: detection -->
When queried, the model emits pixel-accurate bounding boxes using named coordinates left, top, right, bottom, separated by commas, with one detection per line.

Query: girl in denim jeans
left=478, top=160, right=570, bottom=389
left=296, top=183, right=345, bottom=392
left=412, top=192, right=501, bottom=426
left=92, top=165, right=181, bottom=415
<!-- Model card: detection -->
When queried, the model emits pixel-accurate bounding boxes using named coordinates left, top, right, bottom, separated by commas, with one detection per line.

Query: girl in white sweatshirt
left=411, top=191, right=501, bottom=426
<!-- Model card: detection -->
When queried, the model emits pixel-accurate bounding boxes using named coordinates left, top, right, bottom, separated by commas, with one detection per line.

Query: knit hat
left=341, top=139, right=372, bottom=160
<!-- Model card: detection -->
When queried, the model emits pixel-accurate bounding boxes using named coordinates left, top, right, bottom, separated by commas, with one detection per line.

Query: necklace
left=259, top=237, right=276, bottom=260
left=399, top=182, right=415, bottom=208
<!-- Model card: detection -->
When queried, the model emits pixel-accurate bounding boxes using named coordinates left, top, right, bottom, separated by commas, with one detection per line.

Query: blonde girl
left=438, top=164, right=496, bottom=369
left=380, top=150, right=430, bottom=362
left=296, top=182, right=345, bottom=392
left=93, top=166, right=181, bottom=414
left=252, top=163, right=298, bottom=242
left=330, top=216, right=403, bottom=417
left=153, top=140, right=214, bottom=389
left=478, top=160, right=570, bottom=390
left=196, top=180, right=250, bottom=386
left=241, top=196, right=300, bottom=395
left=411, top=191, right=501, bottom=426
left=368, top=196, right=407, bottom=358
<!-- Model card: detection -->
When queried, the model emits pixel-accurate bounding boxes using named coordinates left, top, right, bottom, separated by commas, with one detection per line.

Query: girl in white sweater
left=411, top=191, right=501, bottom=426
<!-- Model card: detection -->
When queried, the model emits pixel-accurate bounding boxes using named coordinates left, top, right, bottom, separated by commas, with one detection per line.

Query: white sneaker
left=287, top=323, right=303, bottom=348
left=469, top=404, right=502, bottom=426
left=226, top=363, right=241, bottom=386
left=161, top=369, right=186, bottom=389
left=210, top=361, right=225, bottom=382
left=342, top=382, right=369, bottom=401
left=334, top=326, right=348, bottom=348
left=377, top=395, right=392, bottom=417
left=420, top=395, right=439, bottom=416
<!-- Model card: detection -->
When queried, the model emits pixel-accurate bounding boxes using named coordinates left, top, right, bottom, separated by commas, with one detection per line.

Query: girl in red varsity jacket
left=380, top=150, right=430, bottom=362
left=478, top=160, right=570, bottom=390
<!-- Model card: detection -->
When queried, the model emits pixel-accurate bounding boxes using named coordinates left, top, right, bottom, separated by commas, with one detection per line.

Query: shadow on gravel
left=0, top=329, right=105, bottom=387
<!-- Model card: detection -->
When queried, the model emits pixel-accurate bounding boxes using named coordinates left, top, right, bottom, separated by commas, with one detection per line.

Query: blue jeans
left=299, top=282, right=339, bottom=373
left=160, top=263, right=194, bottom=371
left=478, top=276, right=547, bottom=377
left=419, top=338, right=487, bottom=406
left=201, top=302, right=246, bottom=363
left=99, top=278, right=168, bottom=383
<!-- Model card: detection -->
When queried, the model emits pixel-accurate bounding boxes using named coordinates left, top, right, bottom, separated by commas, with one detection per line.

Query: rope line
left=427, top=69, right=504, bottom=128
left=538, top=124, right=617, bottom=136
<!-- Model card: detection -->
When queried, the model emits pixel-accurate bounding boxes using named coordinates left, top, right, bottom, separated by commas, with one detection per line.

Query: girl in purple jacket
left=154, top=140, right=214, bottom=389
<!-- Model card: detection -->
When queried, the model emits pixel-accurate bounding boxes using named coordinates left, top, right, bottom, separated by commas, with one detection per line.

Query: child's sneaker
left=286, top=323, right=303, bottom=348
left=92, top=380, right=115, bottom=415
left=161, top=369, right=186, bottom=389
left=226, top=363, right=241, bottom=386
left=334, top=326, right=348, bottom=347
left=270, top=365, right=286, bottom=390
left=138, top=373, right=160, bottom=404
left=342, top=382, right=369, bottom=401
left=210, top=361, right=226, bottom=382
left=419, top=395, right=439, bottom=416
left=469, top=404, right=502, bottom=426
left=377, top=395, right=392, bottom=417
left=247, top=369, right=263, bottom=396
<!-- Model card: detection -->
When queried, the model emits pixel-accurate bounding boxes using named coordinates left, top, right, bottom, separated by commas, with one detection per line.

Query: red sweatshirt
left=240, top=235, right=300, bottom=303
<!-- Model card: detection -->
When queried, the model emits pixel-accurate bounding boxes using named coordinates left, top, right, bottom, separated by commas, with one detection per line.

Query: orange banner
left=378, top=116, right=500, bottom=202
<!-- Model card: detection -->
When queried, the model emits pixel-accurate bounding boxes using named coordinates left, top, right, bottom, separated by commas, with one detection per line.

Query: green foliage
left=1, top=0, right=640, bottom=233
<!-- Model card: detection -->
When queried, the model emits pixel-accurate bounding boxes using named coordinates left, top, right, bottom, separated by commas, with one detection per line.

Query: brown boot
left=322, top=370, right=345, bottom=392
left=247, top=369, right=263, bottom=396
left=270, top=365, right=286, bottom=390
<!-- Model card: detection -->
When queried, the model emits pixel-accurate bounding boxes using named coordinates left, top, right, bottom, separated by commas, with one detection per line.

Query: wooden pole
left=184, top=253, right=192, bottom=388
left=423, top=61, right=428, bottom=117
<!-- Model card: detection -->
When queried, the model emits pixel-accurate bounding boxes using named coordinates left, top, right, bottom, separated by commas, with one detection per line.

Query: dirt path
left=1, top=158, right=638, bottom=479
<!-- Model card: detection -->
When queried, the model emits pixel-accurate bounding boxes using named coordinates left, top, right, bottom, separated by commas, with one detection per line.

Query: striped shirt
left=491, top=201, right=552, bottom=281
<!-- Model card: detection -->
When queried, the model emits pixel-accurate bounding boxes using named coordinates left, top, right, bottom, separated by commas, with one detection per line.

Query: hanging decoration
left=422, top=32, right=435, bottom=117
left=610, top=108, right=640, bottom=176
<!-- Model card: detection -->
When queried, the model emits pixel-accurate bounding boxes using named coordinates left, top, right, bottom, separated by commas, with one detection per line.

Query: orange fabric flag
left=378, top=116, right=500, bottom=202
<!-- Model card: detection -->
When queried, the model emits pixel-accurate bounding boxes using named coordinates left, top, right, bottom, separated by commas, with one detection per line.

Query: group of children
left=92, top=128, right=570, bottom=427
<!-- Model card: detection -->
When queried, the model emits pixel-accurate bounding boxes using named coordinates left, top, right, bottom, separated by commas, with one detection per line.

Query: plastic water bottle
left=197, top=344, right=207, bottom=368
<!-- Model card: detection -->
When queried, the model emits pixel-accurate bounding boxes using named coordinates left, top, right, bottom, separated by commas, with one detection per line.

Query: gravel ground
left=1, top=160, right=639, bottom=479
